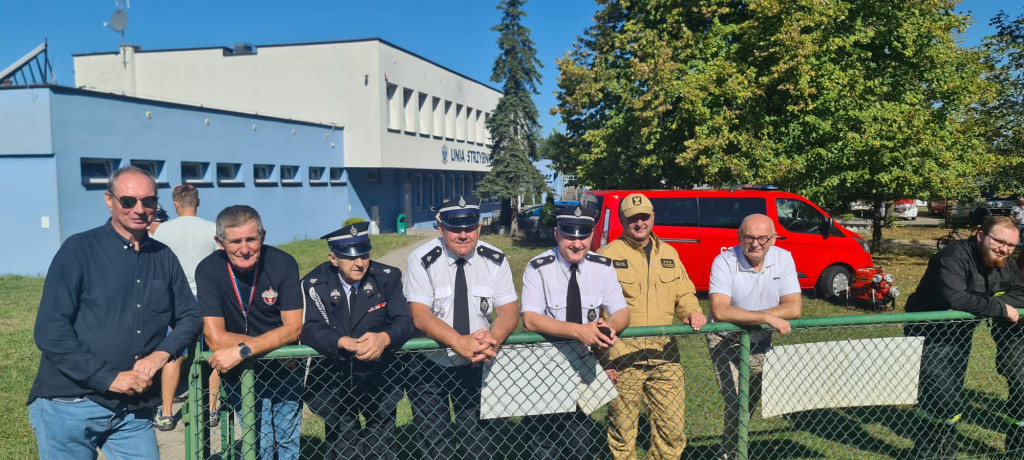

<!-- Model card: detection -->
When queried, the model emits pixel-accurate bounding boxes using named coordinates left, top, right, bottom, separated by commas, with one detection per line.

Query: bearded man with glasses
left=28, top=166, right=201, bottom=459
left=905, top=215, right=1024, bottom=458
left=705, top=213, right=802, bottom=460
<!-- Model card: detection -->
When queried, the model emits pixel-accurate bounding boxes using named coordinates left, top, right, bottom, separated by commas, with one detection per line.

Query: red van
left=581, top=187, right=873, bottom=297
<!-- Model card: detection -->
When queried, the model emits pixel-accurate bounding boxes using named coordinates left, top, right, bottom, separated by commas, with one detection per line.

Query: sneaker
left=172, top=392, right=188, bottom=403
left=153, top=414, right=176, bottom=431
left=207, top=411, right=220, bottom=428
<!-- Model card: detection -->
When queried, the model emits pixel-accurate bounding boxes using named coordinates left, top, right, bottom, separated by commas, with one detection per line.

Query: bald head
left=738, top=213, right=776, bottom=269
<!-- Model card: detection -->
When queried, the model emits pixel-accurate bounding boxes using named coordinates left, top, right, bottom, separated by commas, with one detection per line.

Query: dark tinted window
left=582, top=194, right=604, bottom=212
left=649, top=198, right=699, bottom=227
left=698, top=197, right=767, bottom=229
left=775, top=198, right=828, bottom=234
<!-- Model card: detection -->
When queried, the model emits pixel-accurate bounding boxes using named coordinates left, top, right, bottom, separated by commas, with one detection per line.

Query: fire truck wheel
left=817, top=266, right=852, bottom=299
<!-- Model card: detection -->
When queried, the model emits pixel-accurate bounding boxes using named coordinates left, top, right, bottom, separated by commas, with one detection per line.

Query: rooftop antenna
left=102, top=1, right=131, bottom=68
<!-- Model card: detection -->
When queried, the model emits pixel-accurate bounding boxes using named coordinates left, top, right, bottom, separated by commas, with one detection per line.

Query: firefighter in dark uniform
left=300, top=221, right=414, bottom=460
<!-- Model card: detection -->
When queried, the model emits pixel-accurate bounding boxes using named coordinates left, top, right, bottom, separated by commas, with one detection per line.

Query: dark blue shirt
left=28, top=221, right=202, bottom=411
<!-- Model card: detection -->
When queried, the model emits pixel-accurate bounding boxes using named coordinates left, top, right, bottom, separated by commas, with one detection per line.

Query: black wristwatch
left=237, top=342, right=252, bottom=359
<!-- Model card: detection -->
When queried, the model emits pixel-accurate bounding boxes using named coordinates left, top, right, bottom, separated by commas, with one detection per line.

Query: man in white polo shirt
left=706, top=213, right=802, bottom=460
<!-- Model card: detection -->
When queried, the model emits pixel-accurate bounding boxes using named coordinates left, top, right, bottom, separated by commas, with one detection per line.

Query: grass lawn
left=0, top=229, right=1014, bottom=459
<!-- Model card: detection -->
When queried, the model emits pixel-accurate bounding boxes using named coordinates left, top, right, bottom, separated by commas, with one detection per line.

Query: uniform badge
left=632, top=195, right=643, bottom=206
left=262, top=287, right=278, bottom=306
left=350, top=226, right=359, bottom=236
left=587, top=309, right=598, bottom=322
left=309, top=278, right=318, bottom=284
left=363, top=283, right=374, bottom=293
left=613, top=259, right=628, bottom=269
left=480, top=298, right=490, bottom=314
left=574, top=206, right=582, bottom=217
left=330, top=289, right=341, bottom=302
left=661, top=259, right=675, bottom=268
left=459, top=196, right=466, bottom=207
left=383, top=268, right=391, bottom=274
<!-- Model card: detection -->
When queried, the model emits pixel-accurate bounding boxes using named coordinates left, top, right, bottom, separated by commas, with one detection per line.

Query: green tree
left=555, top=0, right=995, bottom=250
left=477, top=0, right=550, bottom=236
left=980, top=11, right=1024, bottom=197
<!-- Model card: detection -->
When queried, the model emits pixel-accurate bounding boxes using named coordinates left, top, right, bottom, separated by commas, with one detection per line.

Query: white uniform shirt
left=404, top=237, right=517, bottom=366
left=521, top=249, right=627, bottom=323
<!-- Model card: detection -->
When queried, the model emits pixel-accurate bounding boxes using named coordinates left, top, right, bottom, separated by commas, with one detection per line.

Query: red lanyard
left=228, top=263, right=258, bottom=333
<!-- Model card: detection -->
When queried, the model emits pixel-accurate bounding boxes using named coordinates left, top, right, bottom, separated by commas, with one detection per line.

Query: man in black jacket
left=905, top=216, right=1024, bottom=458
left=300, top=222, right=414, bottom=459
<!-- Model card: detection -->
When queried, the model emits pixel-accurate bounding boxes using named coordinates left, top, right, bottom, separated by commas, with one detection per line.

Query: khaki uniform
left=598, top=234, right=702, bottom=460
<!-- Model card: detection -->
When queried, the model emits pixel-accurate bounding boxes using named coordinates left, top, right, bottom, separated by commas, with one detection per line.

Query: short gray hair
left=215, top=205, right=266, bottom=240
left=107, top=166, right=157, bottom=194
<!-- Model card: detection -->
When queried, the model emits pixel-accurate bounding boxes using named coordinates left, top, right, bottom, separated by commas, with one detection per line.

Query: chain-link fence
left=184, top=310, right=1024, bottom=460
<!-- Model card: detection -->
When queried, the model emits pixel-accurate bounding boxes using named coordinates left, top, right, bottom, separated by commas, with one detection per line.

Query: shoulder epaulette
left=477, top=245, right=506, bottom=265
left=586, top=253, right=612, bottom=266
left=530, top=254, right=556, bottom=269
left=369, top=262, right=400, bottom=278
left=421, top=246, right=443, bottom=268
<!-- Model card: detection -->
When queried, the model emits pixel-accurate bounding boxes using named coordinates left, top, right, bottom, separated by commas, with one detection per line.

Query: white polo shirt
left=708, top=245, right=800, bottom=316
left=404, top=237, right=518, bottom=366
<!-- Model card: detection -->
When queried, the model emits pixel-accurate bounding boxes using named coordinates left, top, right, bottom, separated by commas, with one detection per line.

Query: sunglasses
left=110, top=192, right=160, bottom=210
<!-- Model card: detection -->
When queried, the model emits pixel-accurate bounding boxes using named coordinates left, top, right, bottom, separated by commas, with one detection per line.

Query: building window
left=181, top=162, right=210, bottom=185
left=429, top=175, right=435, bottom=206
left=484, top=113, right=492, bottom=145
left=130, top=159, right=166, bottom=186
left=309, top=166, right=326, bottom=186
left=460, top=175, right=466, bottom=197
left=280, top=165, right=300, bottom=186
left=455, top=104, right=465, bottom=141
left=475, top=110, right=484, bottom=145
left=329, top=167, right=346, bottom=185
left=367, top=169, right=380, bottom=183
left=403, top=88, right=416, bottom=134
left=80, top=158, right=118, bottom=186
left=451, top=175, right=457, bottom=199
left=444, top=101, right=454, bottom=140
left=418, top=93, right=430, bottom=136
left=254, top=164, right=276, bottom=186
left=432, top=97, right=443, bottom=138
left=386, top=83, right=401, bottom=131
left=466, top=109, right=476, bottom=144
left=217, top=163, right=242, bottom=186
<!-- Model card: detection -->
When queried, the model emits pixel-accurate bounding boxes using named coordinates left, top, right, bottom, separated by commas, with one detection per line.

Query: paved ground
left=114, top=229, right=437, bottom=460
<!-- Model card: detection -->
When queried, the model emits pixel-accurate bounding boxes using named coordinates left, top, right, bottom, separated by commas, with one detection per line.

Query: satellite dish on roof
left=109, top=9, right=128, bottom=33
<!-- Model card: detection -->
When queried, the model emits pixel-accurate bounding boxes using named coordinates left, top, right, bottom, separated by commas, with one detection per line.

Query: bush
left=343, top=217, right=367, bottom=227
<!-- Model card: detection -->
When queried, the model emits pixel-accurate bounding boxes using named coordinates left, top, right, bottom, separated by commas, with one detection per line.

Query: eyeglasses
left=110, top=192, right=159, bottom=210
left=740, top=234, right=775, bottom=245
left=983, top=232, right=1016, bottom=250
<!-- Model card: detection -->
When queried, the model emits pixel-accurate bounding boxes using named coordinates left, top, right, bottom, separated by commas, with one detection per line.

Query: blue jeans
left=223, top=361, right=303, bottom=460
left=29, top=397, right=158, bottom=460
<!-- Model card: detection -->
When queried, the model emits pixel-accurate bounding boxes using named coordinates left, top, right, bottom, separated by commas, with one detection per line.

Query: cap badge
left=459, top=196, right=466, bottom=207
left=632, top=196, right=643, bottom=206
left=350, top=226, right=358, bottom=236
left=574, top=207, right=582, bottom=217
left=262, top=287, right=278, bottom=306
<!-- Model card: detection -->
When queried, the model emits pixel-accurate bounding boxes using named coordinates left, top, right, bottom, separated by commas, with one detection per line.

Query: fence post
left=185, top=343, right=201, bottom=460
left=737, top=331, right=751, bottom=460
left=241, top=361, right=258, bottom=460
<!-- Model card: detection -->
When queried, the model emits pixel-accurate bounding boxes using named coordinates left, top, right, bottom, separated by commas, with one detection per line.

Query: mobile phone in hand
left=597, top=326, right=612, bottom=338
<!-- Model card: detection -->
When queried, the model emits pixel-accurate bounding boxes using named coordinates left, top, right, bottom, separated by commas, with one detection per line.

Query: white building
left=74, top=39, right=503, bottom=229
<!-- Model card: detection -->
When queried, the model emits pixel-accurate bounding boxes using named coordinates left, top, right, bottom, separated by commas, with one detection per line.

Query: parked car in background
left=517, top=200, right=579, bottom=237
left=929, top=199, right=951, bottom=216
left=946, top=198, right=1014, bottom=227
left=891, top=199, right=918, bottom=220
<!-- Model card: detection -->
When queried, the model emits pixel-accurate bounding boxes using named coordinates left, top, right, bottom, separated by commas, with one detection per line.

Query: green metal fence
left=183, top=310, right=1024, bottom=459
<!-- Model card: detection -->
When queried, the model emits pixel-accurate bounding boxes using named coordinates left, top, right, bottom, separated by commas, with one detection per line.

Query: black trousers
left=304, top=357, right=403, bottom=460
left=407, top=354, right=492, bottom=460
left=525, top=410, right=592, bottom=460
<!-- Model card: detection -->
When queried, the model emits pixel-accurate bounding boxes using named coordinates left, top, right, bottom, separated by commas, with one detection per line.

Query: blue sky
left=2, top=0, right=1019, bottom=134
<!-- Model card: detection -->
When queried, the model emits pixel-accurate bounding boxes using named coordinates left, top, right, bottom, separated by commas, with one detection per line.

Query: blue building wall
left=0, top=86, right=348, bottom=275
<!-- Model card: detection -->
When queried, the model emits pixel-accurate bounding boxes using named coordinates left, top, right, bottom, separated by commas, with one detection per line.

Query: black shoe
left=172, top=392, right=188, bottom=403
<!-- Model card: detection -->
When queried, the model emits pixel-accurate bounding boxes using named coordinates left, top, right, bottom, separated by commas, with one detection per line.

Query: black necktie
left=567, top=263, right=582, bottom=324
left=348, top=286, right=357, bottom=316
left=454, top=258, right=470, bottom=334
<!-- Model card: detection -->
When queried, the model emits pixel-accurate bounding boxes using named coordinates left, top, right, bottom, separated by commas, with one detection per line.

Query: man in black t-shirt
left=196, top=205, right=303, bottom=460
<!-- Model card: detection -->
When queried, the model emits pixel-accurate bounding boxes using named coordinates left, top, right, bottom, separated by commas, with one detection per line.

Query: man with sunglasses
left=28, top=166, right=201, bottom=459
left=196, top=205, right=303, bottom=460
left=597, top=193, right=705, bottom=460
left=300, top=221, right=414, bottom=459
left=706, top=213, right=802, bottom=460
left=904, top=215, right=1024, bottom=458
left=403, top=195, right=519, bottom=460
left=521, top=204, right=630, bottom=459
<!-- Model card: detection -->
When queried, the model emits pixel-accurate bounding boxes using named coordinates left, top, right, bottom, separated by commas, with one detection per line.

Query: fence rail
left=184, top=309, right=1024, bottom=460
